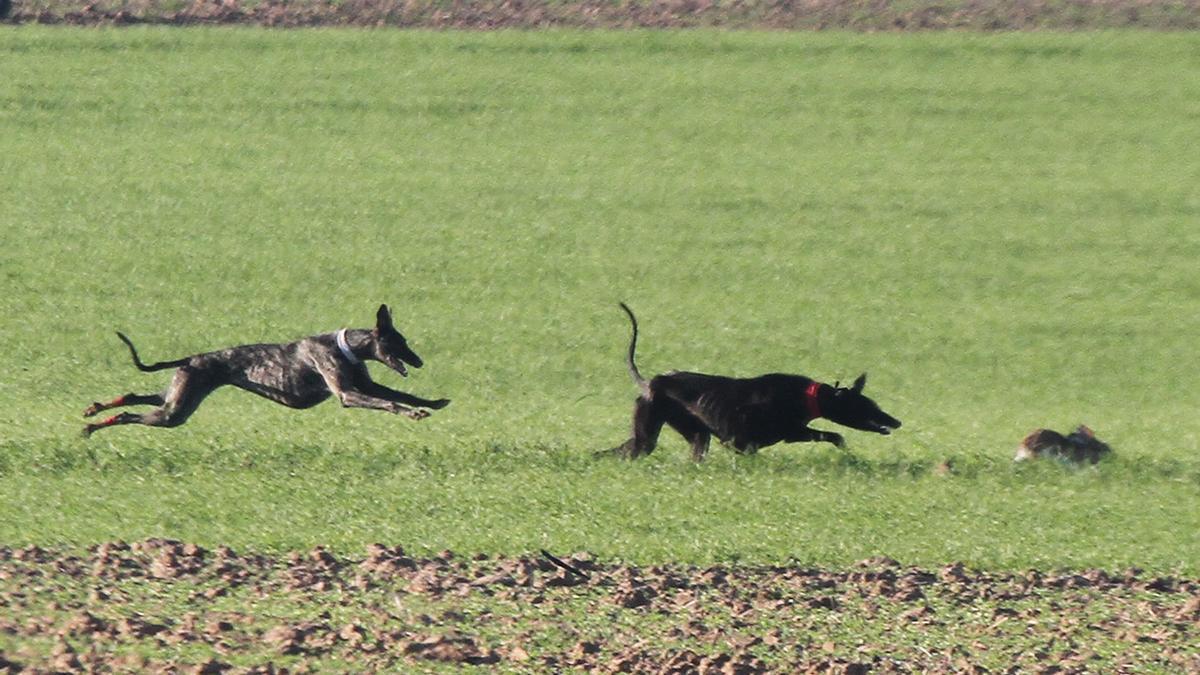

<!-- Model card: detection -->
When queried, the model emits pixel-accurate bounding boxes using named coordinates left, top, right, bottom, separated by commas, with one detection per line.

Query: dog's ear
left=375, top=304, right=394, bottom=332
left=852, top=373, right=867, bottom=393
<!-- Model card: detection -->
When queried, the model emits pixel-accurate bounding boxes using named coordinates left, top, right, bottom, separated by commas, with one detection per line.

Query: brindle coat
left=83, top=304, right=449, bottom=436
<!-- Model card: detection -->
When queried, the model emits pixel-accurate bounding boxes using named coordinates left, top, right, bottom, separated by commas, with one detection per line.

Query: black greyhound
left=607, top=303, right=901, bottom=460
left=83, top=304, right=449, bottom=436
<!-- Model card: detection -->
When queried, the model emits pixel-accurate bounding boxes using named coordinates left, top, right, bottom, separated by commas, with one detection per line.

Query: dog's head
left=821, top=374, right=901, bottom=436
left=1066, top=425, right=1113, bottom=463
left=371, top=304, right=424, bottom=377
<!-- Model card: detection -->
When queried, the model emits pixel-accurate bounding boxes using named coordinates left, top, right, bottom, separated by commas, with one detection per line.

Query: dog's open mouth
left=872, top=419, right=901, bottom=435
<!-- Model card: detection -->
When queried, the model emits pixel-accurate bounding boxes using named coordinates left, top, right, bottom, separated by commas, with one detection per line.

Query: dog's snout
left=873, top=416, right=900, bottom=435
left=879, top=412, right=901, bottom=430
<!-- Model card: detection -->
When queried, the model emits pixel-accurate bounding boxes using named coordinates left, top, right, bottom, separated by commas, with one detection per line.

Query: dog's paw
left=83, top=403, right=103, bottom=418
left=829, top=433, right=847, bottom=449
left=403, top=408, right=431, bottom=420
left=427, top=398, right=451, bottom=410
left=594, top=444, right=632, bottom=459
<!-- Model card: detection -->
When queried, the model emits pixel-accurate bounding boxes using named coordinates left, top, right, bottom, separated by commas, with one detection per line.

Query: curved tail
left=116, top=332, right=190, bottom=372
left=618, top=302, right=651, bottom=398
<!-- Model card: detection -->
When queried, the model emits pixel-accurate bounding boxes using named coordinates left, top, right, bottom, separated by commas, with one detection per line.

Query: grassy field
left=2, top=27, right=1199, bottom=577
left=8, top=0, right=1200, bottom=30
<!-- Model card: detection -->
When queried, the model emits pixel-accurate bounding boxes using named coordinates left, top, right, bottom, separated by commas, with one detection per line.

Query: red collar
left=804, top=381, right=823, bottom=420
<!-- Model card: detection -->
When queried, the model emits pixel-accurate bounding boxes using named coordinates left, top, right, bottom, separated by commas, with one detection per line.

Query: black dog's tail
left=116, top=332, right=190, bottom=372
left=619, top=302, right=651, bottom=398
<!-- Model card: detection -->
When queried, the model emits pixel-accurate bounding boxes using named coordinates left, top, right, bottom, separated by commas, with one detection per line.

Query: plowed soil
left=5, top=0, right=1200, bottom=29
left=2, top=540, right=1198, bottom=672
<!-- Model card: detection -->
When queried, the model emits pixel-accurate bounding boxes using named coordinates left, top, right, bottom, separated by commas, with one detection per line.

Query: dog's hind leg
left=597, top=438, right=636, bottom=458
left=83, top=392, right=166, bottom=418
left=599, top=397, right=666, bottom=459
left=626, top=396, right=668, bottom=459
left=684, top=429, right=712, bottom=461
left=663, top=409, right=711, bottom=461
left=83, top=411, right=146, bottom=436
left=83, top=368, right=217, bottom=436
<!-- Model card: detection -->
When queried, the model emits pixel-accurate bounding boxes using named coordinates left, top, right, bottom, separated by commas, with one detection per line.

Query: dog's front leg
left=789, top=427, right=846, bottom=449
left=342, top=390, right=429, bottom=419
left=315, top=363, right=428, bottom=419
left=359, top=380, right=450, bottom=410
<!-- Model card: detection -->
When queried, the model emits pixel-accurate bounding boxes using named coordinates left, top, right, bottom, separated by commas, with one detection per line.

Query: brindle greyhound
left=83, top=304, right=449, bottom=436
left=606, top=303, right=901, bottom=460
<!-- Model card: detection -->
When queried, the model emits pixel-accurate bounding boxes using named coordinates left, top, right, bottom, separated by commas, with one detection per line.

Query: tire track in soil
left=2, top=540, right=1199, bottom=672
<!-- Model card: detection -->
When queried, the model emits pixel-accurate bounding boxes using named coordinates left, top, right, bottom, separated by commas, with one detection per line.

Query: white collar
left=335, top=329, right=361, bottom=365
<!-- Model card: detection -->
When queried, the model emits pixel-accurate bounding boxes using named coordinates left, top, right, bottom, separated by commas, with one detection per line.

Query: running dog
left=83, top=304, right=449, bottom=436
left=606, top=303, right=901, bottom=460
left=1014, top=425, right=1111, bottom=464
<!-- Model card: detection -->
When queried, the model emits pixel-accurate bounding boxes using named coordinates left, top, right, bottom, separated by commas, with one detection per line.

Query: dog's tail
left=116, top=332, right=190, bottom=372
left=619, top=302, right=651, bottom=398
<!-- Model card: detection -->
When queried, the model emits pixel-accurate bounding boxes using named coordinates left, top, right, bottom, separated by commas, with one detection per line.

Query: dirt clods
left=6, top=0, right=1200, bottom=30
left=2, top=541, right=1198, bottom=672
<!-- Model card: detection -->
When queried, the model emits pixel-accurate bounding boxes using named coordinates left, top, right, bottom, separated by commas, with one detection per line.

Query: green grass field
left=2, top=27, right=1199, bottom=573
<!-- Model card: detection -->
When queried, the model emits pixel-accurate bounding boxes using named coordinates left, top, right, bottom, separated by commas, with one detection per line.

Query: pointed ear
left=375, top=304, right=393, bottom=331
left=852, top=373, right=867, bottom=393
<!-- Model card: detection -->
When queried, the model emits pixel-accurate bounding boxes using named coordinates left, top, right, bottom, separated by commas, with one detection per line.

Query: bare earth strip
left=5, top=0, right=1200, bottom=29
left=2, top=541, right=1199, bottom=672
